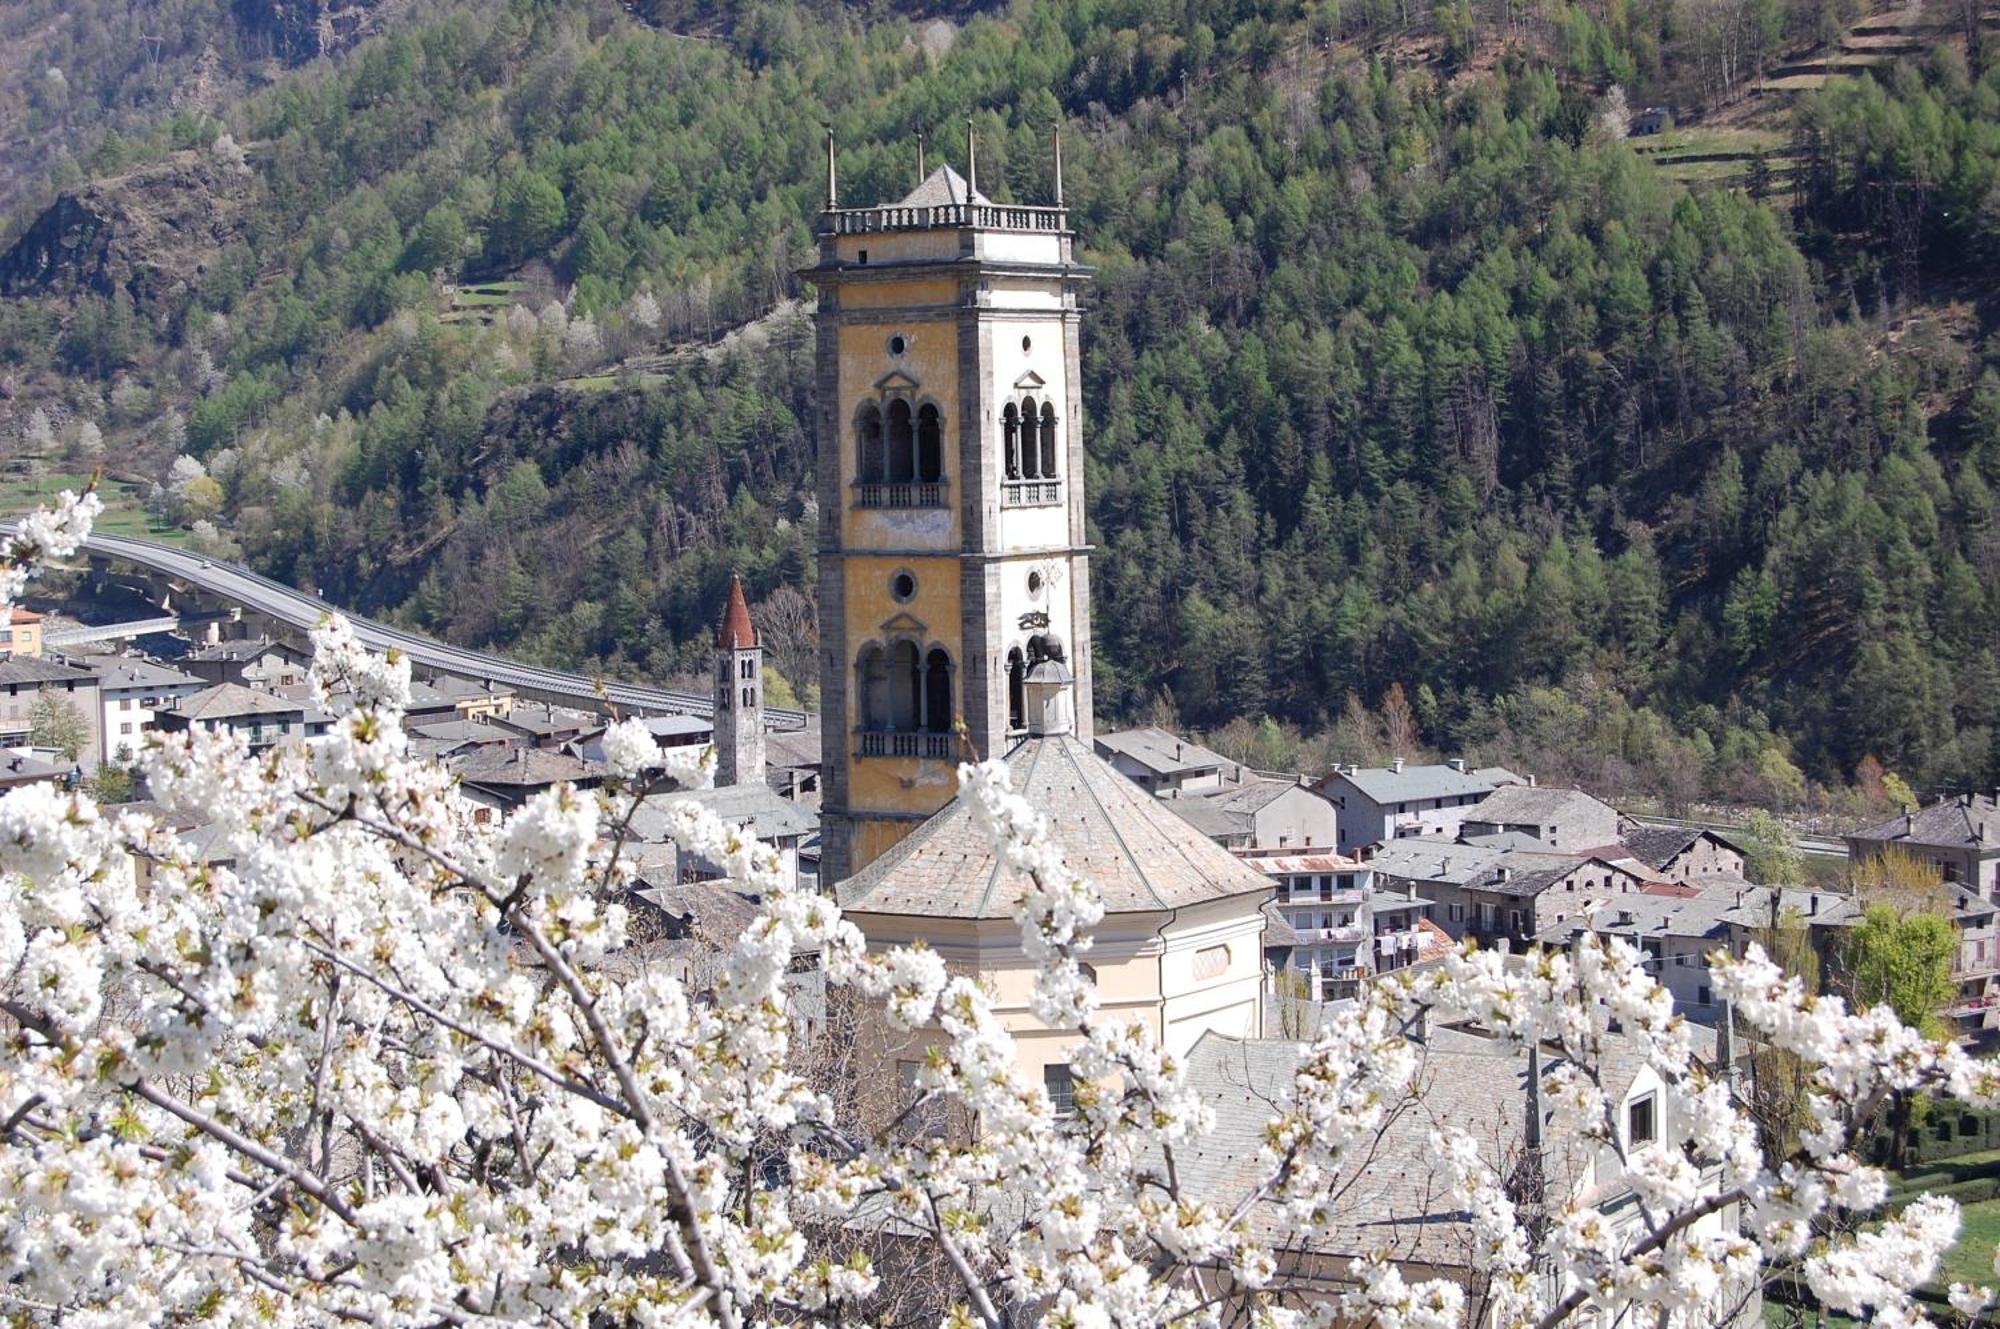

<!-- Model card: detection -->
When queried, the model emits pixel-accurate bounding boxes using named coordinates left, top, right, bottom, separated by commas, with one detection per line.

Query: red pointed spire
left=718, top=574, right=758, bottom=650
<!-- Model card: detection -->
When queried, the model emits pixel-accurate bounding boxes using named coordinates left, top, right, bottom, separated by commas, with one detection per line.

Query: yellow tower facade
left=810, top=130, right=1094, bottom=885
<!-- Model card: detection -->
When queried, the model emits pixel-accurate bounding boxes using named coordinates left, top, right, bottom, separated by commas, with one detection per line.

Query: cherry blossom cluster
left=0, top=488, right=1996, bottom=1328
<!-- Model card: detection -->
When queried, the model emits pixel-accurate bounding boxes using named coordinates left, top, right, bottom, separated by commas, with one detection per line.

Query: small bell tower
left=714, top=574, right=764, bottom=787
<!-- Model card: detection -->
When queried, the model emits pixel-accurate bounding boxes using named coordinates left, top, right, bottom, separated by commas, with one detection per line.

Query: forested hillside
left=2, top=0, right=1998, bottom=809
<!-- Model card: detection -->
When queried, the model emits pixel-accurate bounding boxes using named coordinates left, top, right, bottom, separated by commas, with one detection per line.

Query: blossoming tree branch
left=1, top=487, right=1997, bottom=1327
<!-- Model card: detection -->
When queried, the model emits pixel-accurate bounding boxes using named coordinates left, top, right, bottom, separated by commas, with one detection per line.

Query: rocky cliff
left=0, top=152, right=252, bottom=306
left=233, top=0, right=403, bottom=64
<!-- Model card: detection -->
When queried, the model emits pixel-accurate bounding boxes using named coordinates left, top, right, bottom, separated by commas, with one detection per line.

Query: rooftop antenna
left=1052, top=125, right=1065, bottom=206
left=965, top=118, right=978, bottom=199
left=823, top=124, right=837, bottom=210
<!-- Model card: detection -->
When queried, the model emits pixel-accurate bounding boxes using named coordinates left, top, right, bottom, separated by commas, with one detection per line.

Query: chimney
left=1809, top=893, right=1819, bottom=916
left=1392, top=757, right=1405, bottom=774
left=1415, top=1003, right=1433, bottom=1041
left=1527, top=773, right=1538, bottom=788
left=1448, top=757, right=1466, bottom=773
left=1496, top=866, right=1512, bottom=883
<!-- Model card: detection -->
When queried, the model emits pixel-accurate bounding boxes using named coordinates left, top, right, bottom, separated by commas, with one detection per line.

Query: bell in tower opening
left=807, top=123, right=1095, bottom=885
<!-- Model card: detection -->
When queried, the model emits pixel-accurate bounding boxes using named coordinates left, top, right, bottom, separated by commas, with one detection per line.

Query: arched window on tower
left=1018, top=397, right=1040, bottom=479
left=886, top=400, right=915, bottom=484
left=917, top=404, right=942, bottom=484
left=1007, top=647, right=1025, bottom=731
left=857, top=403, right=884, bottom=483
left=858, top=645, right=890, bottom=731
left=1002, top=403, right=1021, bottom=480
left=888, top=640, right=922, bottom=730
left=1039, top=402, right=1058, bottom=478
left=924, top=648, right=952, bottom=734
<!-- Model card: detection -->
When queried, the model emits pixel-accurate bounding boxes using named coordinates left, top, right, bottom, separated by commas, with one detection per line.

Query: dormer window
left=1627, top=1094, right=1656, bottom=1146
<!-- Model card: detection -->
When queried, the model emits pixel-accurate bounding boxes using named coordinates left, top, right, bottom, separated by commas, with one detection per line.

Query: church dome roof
left=836, top=734, right=1274, bottom=919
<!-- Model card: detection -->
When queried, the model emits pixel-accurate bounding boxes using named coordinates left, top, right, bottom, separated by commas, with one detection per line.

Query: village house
left=452, top=747, right=605, bottom=811
left=627, top=783, right=817, bottom=894
left=0, top=655, right=102, bottom=766
left=1848, top=793, right=2000, bottom=893
left=156, top=682, right=331, bottom=752
left=0, top=607, right=46, bottom=657
left=180, top=638, right=309, bottom=690
left=1617, top=821, right=1747, bottom=884
left=1538, top=889, right=1741, bottom=1020
left=1372, top=839, right=1649, bottom=951
left=1173, top=1021, right=1754, bottom=1323
left=1093, top=727, right=1233, bottom=797
left=1167, top=774, right=1339, bottom=851
left=421, top=675, right=517, bottom=721
left=1251, top=850, right=1445, bottom=1002
left=1311, top=759, right=1521, bottom=852
left=490, top=701, right=600, bottom=749
left=1460, top=783, right=1620, bottom=853
left=94, top=657, right=205, bottom=763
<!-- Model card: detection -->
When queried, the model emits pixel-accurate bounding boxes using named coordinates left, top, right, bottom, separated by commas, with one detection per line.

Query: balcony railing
left=854, top=481, right=948, bottom=509
left=1001, top=479, right=1063, bottom=508
left=826, top=203, right=1068, bottom=235
left=1298, top=923, right=1369, bottom=945
left=1277, top=888, right=1367, bottom=907
left=857, top=730, right=957, bottom=760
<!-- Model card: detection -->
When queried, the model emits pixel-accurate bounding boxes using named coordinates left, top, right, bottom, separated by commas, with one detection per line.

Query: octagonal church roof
left=836, top=733, right=1274, bottom=919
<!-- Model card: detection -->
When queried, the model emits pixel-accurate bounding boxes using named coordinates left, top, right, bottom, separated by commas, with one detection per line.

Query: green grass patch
left=450, top=290, right=518, bottom=307
left=0, top=470, right=193, bottom=545
left=1937, top=1197, right=2000, bottom=1290
left=1639, top=126, right=1790, bottom=157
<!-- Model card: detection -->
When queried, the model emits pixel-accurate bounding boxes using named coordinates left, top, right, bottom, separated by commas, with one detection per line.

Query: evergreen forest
left=2, top=0, right=1999, bottom=811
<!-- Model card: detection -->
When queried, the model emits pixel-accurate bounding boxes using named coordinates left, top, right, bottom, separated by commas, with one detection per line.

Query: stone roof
left=170, top=682, right=302, bottom=721
left=427, top=675, right=516, bottom=702
left=644, top=714, right=712, bottom=739
left=718, top=574, right=758, bottom=650
left=1715, top=884, right=1863, bottom=931
left=1175, top=1027, right=1628, bottom=1262
left=629, top=783, right=818, bottom=844
left=1093, top=726, right=1229, bottom=778
left=0, top=752, right=65, bottom=785
left=634, top=880, right=764, bottom=944
left=899, top=164, right=990, bottom=208
left=1468, top=784, right=1614, bottom=826
left=1459, top=830, right=1549, bottom=852
left=453, top=747, right=603, bottom=789
left=1367, top=840, right=1505, bottom=886
left=1202, top=775, right=1312, bottom=815
left=1851, top=794, right=2000, bottom=854
left=409, top=718, right=514, bottom=744
left=838, top=734, right=1274, bottom=919
left=1535, top=887, right=1738, bottom=947
left=1318, top=762, right=1506, bottom=805
left=95, top=658, right=203, bottom=691
left=765, top=725, right=821, bottom=771
left=0, top=656, right=96, bottom=687
left=1165, top=796, right=1250, bottom=842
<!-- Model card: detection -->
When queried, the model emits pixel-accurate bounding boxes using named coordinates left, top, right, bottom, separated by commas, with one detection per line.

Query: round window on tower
left=1026, top=570, right=1044, bottom=600
left=888, top=333, right=908, bottom=357
left=890, top=569, right=918, bottom=603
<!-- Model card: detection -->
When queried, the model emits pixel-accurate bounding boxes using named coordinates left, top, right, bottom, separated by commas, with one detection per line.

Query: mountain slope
left=3, top=0, right=1998, bottom=807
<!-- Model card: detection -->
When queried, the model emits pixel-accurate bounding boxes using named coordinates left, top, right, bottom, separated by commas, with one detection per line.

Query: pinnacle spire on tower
left=718, top=574, right=758, bottom=650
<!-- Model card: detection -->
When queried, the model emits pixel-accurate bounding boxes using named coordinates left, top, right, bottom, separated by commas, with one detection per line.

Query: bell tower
left=809, top=125, right=1094, bottom=884
left=713, top=573, right=764, bottom=788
